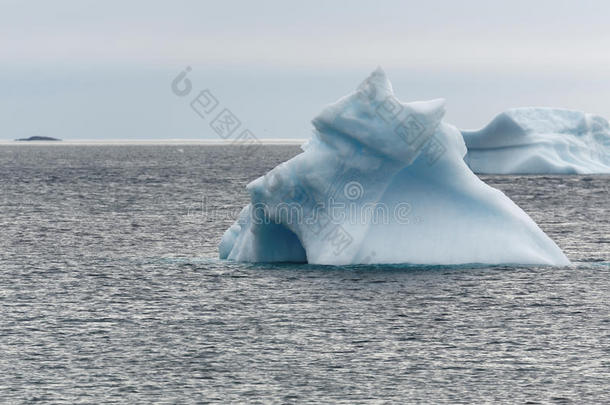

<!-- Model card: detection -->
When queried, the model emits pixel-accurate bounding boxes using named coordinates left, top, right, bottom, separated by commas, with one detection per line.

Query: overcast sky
left=2, top=0, right=610, bottom=139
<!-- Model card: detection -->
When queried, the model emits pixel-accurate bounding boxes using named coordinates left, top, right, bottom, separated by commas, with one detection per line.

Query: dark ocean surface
left=1, top=145, right=608, bottom=403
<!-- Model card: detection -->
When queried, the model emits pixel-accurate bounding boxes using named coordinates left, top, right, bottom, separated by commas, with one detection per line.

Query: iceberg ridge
left=462, top=108, right=610, bottom=174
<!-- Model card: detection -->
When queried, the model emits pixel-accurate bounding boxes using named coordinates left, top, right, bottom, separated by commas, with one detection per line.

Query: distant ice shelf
left=462, top=108, right=610, bottom=174
left=219, top=68, right=570, bottom=266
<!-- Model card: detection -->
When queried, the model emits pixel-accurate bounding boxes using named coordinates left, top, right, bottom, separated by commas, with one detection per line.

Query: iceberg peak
left=364, top=66, right=394, bottom=96
left=312, top=69, right=447, bottom=163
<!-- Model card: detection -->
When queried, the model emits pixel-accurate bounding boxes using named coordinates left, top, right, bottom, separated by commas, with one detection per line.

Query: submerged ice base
left=463, top=108, right=610, bottom=174
left=219, top=69, right=570, bottom=266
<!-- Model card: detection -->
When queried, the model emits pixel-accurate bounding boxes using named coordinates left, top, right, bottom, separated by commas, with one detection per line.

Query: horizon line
left=0, top=138, right=308, bottom=146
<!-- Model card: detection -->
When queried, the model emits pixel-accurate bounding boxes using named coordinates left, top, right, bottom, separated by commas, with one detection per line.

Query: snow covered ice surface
left=219, top=69, right=570, bottom=266
left=463, top=108, right=610, bottom=174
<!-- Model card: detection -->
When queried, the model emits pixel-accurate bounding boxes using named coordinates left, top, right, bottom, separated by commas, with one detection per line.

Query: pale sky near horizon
left=2, top=0, right=610, bottom=140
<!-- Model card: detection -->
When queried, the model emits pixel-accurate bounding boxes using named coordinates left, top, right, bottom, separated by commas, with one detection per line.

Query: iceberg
left=219, top=68, right=570, bottom=266
left=462, top=108, right=610, bottom=174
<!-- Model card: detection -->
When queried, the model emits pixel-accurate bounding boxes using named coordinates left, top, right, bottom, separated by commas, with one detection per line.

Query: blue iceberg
left=463, top=108, right=610, bottom=174
left=219, top=69, right=570, bottom=266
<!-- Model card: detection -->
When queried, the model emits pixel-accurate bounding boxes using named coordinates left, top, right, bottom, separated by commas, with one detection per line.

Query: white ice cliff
left=219, top=69, right=570, bottom=266
left=462, top=108, right=610, bottom=174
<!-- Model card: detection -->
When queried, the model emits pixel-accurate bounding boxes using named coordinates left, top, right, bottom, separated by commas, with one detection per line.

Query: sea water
left=0, top=144, right=608, bottom=403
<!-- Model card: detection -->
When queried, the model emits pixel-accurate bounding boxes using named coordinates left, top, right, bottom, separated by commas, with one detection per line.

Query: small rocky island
left=15, top=136, right=62, bottom=141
